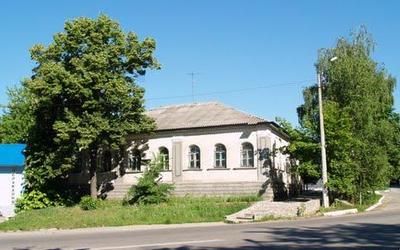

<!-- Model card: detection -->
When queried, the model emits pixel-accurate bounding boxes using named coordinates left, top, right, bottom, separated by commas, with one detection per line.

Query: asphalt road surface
left=1, top=187, right=399, bottom=250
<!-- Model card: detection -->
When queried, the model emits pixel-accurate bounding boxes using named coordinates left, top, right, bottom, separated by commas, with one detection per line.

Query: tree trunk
left=89, top=148, right=98, bottom=199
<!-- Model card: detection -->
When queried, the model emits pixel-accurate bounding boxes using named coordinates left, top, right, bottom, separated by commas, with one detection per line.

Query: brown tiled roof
left=146, top=102, right=267, bottom=131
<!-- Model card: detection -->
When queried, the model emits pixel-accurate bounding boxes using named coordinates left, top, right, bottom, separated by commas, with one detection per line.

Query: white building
left=0, top=144, right=25, bottom=217
left=71, top=102, right=297, bottom=199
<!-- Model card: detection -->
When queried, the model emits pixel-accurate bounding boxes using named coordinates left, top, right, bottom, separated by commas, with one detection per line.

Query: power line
left=147, top=79, right=313, bottom=101
left=0, top=79, right=313, bottom=108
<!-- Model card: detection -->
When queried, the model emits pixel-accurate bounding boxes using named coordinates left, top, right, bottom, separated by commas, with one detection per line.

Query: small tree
left=123, top=155, right=174, bottom=205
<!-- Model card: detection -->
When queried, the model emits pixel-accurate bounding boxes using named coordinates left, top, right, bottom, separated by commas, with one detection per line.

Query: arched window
left=97, top=150, right=112, bottom=172
left=189, top=145, right=201, bottom=168
left=241, top=143, right=254, bottom=167
left=159, top=147, right=169, bottom=170
left=102, top=150, right=112, bottom=172
left=128, top=149, right=141, bottom=171
left=215, top=144, right=227, bottom=168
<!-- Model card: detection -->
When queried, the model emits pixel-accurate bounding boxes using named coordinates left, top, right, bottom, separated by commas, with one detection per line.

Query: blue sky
left=1, top=1, right=399, bottom=124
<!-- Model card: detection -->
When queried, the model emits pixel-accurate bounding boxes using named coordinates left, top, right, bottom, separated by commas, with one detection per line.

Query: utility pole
left=317, top=71, right=329, bottom=208
left=188, top=72, right=199, bottom=103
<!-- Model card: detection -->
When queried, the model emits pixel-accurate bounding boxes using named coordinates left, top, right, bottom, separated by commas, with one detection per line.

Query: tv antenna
left=187, top=72, right=200, bottom=102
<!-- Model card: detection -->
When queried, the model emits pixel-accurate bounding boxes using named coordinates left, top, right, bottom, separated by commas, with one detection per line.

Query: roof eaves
left=153, top=121, right=265, bottom=132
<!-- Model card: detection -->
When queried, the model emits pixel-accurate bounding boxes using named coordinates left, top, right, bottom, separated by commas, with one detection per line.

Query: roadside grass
left=319, top=193, right=383, bottom=213
left=0, top=195, right=260, bottom=231
left=355, top=193, right=382, bottom=212
left=319, top=200, right=355, bottom=213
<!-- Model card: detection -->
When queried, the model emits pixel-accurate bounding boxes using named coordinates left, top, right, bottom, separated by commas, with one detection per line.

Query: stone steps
left=225, top=199, right=321, bottom=223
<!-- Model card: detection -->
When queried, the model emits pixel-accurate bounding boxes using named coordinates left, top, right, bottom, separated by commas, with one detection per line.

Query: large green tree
left=24, top=15, right=160, bottom=199
left=282, top=27, right=399, bottom=202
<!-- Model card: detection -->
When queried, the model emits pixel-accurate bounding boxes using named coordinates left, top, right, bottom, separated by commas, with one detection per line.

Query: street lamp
left=317, top=56, right=337, bottom=208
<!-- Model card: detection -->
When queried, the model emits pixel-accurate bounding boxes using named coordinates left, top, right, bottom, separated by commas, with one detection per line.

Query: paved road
left=1, top=187, right=399, bottom=250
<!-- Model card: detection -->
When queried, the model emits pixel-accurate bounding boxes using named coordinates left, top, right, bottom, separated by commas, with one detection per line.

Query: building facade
left=0, top=144, right=25, bottom=217
left=70, top=102, right=297, bottom=199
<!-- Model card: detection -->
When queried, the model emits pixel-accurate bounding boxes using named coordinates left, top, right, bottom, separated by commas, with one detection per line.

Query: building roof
left=0, top=144, right=26, bottom=167
left=146, top=102, right=268, bottom=131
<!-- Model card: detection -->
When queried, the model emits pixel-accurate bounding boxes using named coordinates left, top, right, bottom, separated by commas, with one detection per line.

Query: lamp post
left=318, top=56, right=337, bottom=208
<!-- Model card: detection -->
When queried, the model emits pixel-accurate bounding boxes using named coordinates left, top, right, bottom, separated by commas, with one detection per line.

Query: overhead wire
left=147, top=79, right=313, bottom=101
left=0, top=79, right=314, bottom=108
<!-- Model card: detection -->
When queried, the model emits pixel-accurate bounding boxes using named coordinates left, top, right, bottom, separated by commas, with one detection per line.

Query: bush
left=15, top=190, right=56, bottom=213
left=79, top=196, right=99, bottom=210
left=123, top=155, right=174, bottom=205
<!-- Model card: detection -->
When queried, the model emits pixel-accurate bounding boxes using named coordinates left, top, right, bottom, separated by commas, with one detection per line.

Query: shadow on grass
left=154, top=223, right=400, bottom=250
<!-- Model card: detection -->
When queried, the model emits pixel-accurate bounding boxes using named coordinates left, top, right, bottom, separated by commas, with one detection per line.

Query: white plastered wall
left=0, top=167, right=24, bottom=217
left=122, top=125, right=290, bottom=184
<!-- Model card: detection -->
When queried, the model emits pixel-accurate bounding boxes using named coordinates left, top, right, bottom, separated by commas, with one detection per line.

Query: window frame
left=101, top=150, right=112, bottom=172
left=159, top=147, right=169, bottom=170
left=214, top=143, right=227, bottom=168
left=128, top=149, right=142, bottom=172
left=189, top=145, right=201, bottom=169
left=241, top=142, right=254, bottom=168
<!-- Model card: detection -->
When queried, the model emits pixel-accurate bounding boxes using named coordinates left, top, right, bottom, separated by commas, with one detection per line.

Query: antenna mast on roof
left=187, top=72, right=200, bottom=103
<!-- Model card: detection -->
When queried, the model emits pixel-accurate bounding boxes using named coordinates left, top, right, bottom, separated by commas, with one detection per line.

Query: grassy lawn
left=0, top=196, right=260, bottom=231
left=319, top=193, right=382, bottom=213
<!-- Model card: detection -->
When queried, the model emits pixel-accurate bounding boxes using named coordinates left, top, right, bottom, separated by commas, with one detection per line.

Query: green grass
left=0, top=196, right=260, bottom=231
left=355, top=193, right=382, bottom=212
left=319, top=193, right=383, bottom=213
left=319, top=200, right=355, bottom=213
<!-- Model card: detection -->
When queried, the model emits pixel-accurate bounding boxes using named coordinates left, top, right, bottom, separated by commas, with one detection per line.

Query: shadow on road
left=12, top=248, right=89, bottom=250
left=155, top=223, right=400, bottom=250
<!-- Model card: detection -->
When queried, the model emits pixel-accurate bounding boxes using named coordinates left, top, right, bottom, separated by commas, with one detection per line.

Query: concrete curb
left=323, top=208, right=358, bottom=217
left=365, top=194, right=385, bottom=212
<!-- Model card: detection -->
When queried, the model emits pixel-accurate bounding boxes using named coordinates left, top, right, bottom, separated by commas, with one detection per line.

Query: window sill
left=207, top=168, right=230, bottom=171
left=125, top=170, right=143, bottom=174
left=161, top=170, right=172, bottom=172
left=183, top=168, right=202, bottom=171
left=233, top=167, right=256, bottom=170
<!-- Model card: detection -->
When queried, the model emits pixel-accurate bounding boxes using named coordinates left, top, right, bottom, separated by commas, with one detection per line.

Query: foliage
left=20, top=15, right=159, bottom=199
left=283, top=26, right=399, bottom=202
left=385, top=113, right=400, bottom=182
left=0, top=85, right=34, bottom=143
left=15, top=190, right=58, bottom=213
left=123, top=156, right=174, bottom=205
left=0, top=196, right=253, bottom=231
left=79, top=196, right=99, bottom=210
left=355, top=193, right=382, bottom=211
left=276, top=117, right=320, bottom=184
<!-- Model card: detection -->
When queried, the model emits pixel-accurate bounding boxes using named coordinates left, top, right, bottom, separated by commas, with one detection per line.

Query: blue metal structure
left=0, top=144, right=26, bottom=167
